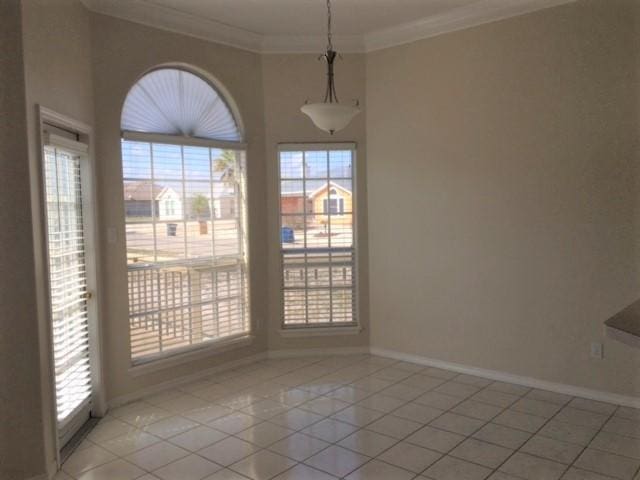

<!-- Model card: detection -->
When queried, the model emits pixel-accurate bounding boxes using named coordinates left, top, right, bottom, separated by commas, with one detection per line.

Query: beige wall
left=15, top=4, right=370, bottom=414
left=0, top=3, right=47, bottom=479
left=367, top=0, right=640, bottom=397
left=89, top=13, right=269, bottom=401
left=261, top=54, right=369, bottom=351
left=6, top=3, right=640, bottom=476
left=635, top=1, right=640, bottom=279
left=89, top=19, right=370, bottom=399
left=20, top=0, right=98, bottom=475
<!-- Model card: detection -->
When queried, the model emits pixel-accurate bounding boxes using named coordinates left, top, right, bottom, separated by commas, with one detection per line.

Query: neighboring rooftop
left=124, top=181, right=165, bottom=201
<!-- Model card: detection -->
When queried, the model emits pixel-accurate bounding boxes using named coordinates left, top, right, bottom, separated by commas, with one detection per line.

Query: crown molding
left=81, top=0, right=577, bottom=54
left=80, top=0, right=264, bottom=52
left=364, top=0, right=577, bottom=52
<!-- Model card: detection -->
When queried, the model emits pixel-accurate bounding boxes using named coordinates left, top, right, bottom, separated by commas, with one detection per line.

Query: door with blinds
left=43, top=134, right=94, bottom=448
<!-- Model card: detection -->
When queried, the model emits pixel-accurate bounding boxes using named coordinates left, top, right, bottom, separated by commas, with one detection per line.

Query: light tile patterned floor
left=58, top=354, right=640, bottom=480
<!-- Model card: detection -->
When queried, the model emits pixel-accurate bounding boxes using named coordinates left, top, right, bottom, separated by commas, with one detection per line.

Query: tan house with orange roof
left=308, top=181, right=352, bottom=225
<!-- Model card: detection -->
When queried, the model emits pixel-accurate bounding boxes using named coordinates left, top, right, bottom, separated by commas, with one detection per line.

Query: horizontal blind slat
left=44, top=146, right=93, bottom=424
left=279, top=148, right=357, bottom=327
left=123, top=141, right=249, bottom=362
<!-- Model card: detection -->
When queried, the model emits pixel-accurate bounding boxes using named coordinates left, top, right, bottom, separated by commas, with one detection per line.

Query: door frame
left=37, top=106, right=106, bottom=467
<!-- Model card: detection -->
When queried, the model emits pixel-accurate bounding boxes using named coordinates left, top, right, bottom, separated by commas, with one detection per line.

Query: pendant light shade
left=301, top=102, right=360, bottom=135
left=301, top=0, right=360, bottom=135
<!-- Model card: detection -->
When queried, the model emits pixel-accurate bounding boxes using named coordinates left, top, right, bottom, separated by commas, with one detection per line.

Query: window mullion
left=150, top=143, right=158, bottom=263
left=157, top=268, right=163, bottom=354
left=209, top=149, right=216, bottom=262
left=302, top=151, right=309, bottom=325
left=234, top=151, right=243, bottom=334
left=326, top=150, right=334, bottom=325
left=180, top=145, right=188, bottom=261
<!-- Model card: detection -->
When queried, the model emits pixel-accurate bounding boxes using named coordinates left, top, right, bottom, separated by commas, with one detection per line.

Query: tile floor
left=57, top=354, right=640, bottom=480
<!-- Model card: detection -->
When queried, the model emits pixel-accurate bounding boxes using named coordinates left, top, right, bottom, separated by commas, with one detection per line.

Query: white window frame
left=121, top=136, right=252, bottom=368
left=119, top=67, right=252, bottom=369
left=277, top=143, right=360, bottom=334
left=37, top=106, right=106, bottom=467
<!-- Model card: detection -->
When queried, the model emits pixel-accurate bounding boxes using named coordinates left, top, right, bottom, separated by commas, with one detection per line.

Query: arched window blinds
left=121, top=68, right=242, bottom=143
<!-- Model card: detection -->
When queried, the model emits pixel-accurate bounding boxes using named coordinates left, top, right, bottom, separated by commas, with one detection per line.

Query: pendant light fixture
left=301, top=0, right=360, bottom=135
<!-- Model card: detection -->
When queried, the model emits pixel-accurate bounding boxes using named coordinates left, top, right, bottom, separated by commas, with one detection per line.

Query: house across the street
left=124, top=180, right=236, bottom=221
left=280, top=180, right=352, bottom=229
left=124, top=181, right=183, bottom=220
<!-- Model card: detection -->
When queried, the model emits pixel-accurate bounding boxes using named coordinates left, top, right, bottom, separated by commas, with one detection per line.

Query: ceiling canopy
left=121, top=68, right=242, bottom=143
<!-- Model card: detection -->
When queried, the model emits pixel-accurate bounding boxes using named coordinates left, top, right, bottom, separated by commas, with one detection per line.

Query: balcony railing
left=282, top=247, right=355, bottom=326
left=128, top=258, right=248, bottom=360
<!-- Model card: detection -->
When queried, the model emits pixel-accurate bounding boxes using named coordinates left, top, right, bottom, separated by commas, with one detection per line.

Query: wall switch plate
left=590, top=342, right=603, bottom=360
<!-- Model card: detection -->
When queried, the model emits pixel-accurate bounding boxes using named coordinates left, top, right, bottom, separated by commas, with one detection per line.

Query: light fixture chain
left=326, top=0, right=333, bottom=51
left=301, top=0, right=360, bottom=135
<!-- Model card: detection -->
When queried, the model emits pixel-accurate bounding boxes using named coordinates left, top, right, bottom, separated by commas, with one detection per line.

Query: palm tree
left=214, top=150, right=237, bottom=186
left=191, top=194, right=210, bottom=235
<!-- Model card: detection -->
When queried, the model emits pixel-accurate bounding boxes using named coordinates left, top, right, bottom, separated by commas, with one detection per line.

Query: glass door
left=43, top=138, right=94, bottom=447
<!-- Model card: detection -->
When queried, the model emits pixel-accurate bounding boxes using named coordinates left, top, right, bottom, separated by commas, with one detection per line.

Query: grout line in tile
left=561, top=404, right=636, bottom=480
left=63, top=355, right=640, bottom=480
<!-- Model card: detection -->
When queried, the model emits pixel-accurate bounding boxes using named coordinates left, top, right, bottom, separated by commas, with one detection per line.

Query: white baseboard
left=370, top=347, right=640, bottom=409
left=107, top=344, right=639, bottom=412
left=268, top=346, right=370, bottom=359
left=109, top=352, right=268, bottom=409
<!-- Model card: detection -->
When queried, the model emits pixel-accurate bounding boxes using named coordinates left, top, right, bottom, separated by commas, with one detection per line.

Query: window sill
left=128, top=334, right=254, bottom=377
left=278, top=325, right=362, bottom=338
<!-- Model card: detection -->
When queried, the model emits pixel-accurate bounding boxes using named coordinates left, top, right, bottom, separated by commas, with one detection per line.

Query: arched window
left=121, top=67, right=249, bottom=364
left=121, top=68, right=242, bottom=142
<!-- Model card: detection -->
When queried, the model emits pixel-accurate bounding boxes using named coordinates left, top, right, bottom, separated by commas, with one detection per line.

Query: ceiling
left=138, top=0, right=480, bottom=36
left=81, top=0, right=576, bottom=53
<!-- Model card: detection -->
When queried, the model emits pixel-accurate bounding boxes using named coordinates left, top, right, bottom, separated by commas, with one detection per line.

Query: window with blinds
left=279, top=145, right=357, bottom=327
left=121, top=68, right=249, bottom=364
left=123, top=141, right=249, bottom=362
left=43, top=143, right=93, bottom=426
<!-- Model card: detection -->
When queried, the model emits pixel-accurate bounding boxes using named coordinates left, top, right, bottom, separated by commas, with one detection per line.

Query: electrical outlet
left=590, top=342, right=603, bottom=360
